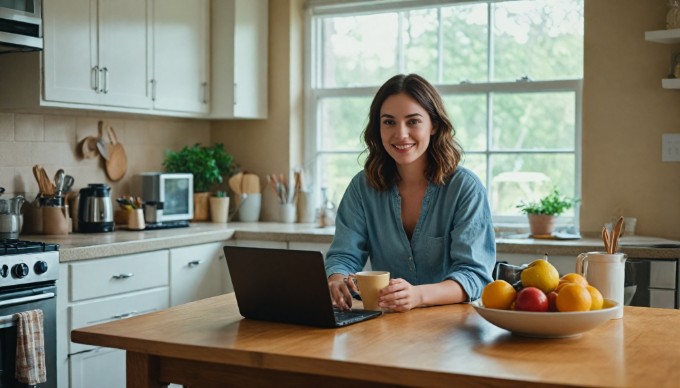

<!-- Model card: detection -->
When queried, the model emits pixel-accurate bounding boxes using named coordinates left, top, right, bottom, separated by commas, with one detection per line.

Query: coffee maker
left=77, top=184, right=114, bottom=233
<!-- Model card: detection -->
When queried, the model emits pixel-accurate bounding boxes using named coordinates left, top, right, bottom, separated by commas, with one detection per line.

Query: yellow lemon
left=556, top=283, right=592, bottom=312
left=481, top=280, right=517, bottom=310
left=586, top=285, right=604, bottom=310
left=520, top=259, right=560, bottom=294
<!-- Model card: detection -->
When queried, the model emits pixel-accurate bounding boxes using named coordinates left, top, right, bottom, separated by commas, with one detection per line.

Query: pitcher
left=576, top=252, right=626, bottom=319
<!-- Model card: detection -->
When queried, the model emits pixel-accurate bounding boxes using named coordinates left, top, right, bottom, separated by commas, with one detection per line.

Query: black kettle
left=77, top=184, right=114, bottom=233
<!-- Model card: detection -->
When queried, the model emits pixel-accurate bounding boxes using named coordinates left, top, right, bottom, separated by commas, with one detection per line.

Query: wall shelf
left=662, top=78, right=680, bottom=89
left=645, top=29, right=680, bottom=44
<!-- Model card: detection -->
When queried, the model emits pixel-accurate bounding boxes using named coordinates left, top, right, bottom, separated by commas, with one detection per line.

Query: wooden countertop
left=21, top=221, right=680, bottom=262
left=71, top=293, right=680, bottom=387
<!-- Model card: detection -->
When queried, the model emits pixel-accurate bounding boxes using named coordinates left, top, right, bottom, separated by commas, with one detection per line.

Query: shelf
left=645, top=29, right=680, bottom=44
left=662, top=78, right=680, bottom=89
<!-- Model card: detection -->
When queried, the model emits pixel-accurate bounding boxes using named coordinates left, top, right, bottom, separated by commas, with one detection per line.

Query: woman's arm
left=379, top=278, right=467, bottom=312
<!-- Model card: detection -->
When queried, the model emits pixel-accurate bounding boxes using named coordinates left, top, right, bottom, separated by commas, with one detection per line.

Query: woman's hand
left=378, top=278, right=423, bottom=312
left=328, top=273, right=356, bottom=310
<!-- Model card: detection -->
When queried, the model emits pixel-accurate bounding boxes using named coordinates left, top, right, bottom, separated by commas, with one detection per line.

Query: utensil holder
left=128, top=209, right=145, bottom=230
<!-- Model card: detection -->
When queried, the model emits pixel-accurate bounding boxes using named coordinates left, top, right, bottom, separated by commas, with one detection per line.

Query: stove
left=0, top=239, right=59, bottom=289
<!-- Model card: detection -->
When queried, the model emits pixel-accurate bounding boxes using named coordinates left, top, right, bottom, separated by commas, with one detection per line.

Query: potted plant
left=209, top=190, right=230, bottom=223
left=163, top=143, right=236, bottom=221
left=516, top=188, right=579, bottom=236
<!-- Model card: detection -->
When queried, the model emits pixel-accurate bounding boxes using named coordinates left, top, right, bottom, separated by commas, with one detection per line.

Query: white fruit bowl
left=471, top=299, right=620, bottom=338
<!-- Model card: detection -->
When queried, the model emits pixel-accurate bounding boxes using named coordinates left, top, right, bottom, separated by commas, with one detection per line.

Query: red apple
left=547, top=291, right=559, bottom=312
left=514, top=287, right=549, bottom=312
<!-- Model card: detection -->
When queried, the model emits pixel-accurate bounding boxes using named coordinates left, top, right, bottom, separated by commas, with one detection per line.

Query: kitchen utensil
left=105, top=126, right=128, bottom=181
left=241, top=173, right=260, bottom=194
left=96, top=120, right=109, bottom=160
left=77, top=183, right=114, bottom=233
left=54, top=169, right=65, bottom=197
left=602, top=216, right=624, bottom=254
left=0, top=187, right=4, bottom=197
left=0, top=195, right=25, bottom=238
left=63, top=175, right=75, bottom=193
left=228, top=172, right=243, bottom=196
left=80, top=123, right=103, bottom=159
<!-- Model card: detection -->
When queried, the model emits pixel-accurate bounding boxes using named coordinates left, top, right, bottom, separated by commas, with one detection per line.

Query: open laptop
left=223, top=246, right=382, bottom=328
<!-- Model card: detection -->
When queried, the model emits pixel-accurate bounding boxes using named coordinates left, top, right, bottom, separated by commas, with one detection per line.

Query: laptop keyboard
left=333, top=308, right=380, bottom=326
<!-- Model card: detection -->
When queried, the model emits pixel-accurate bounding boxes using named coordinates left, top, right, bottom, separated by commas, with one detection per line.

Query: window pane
left=319, top=153, right=366, bottom=205
left=441, top=3, right=489, bottom=83
left=403, top=9, right=439, bottom=81
left=319, top=97, right=371, bottom=150
left=490, top=153, right=575, bottom=216
left=492, top=92, right=576, bottom=150
left=321, top=14, right=399, bottom=87
left=492, top=0, right=584, bottom=82
left=443, top=93, right=487, bottom=151
left=460, top=154, right=487, bottom=188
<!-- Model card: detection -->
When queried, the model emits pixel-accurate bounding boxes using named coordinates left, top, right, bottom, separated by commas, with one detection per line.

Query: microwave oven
left=0, top=0, right=43, bottom=53
left=132, top=173, right=193, bottom=222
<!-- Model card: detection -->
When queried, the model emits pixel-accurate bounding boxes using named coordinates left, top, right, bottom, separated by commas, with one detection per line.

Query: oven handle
left=0, top=292, right=55, bottom=310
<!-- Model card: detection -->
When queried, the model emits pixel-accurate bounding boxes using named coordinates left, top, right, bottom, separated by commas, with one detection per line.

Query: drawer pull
left=188, top=260, right=204, bottom=267
left=112, top=273, right=134, bottom=280
left=112, top=311, right=138, bottom=319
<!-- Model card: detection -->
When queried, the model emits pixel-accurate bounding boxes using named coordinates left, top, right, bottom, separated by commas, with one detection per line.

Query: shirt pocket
left=422, top=236, right=445, bottom=267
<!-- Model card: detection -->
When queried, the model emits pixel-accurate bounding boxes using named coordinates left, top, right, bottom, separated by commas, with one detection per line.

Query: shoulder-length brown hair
left=362, top=74, right=462, bottom=191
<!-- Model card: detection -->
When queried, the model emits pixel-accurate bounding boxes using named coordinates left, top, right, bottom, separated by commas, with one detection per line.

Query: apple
left=547, top=291, right=559, bottom=312
left=514, top=287, right=549, bottom=312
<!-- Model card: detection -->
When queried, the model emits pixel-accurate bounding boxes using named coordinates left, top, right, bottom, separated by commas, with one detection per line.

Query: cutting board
left=241, top=174, right=260, bottom=194
left=105, top=126, right=127, bottom=181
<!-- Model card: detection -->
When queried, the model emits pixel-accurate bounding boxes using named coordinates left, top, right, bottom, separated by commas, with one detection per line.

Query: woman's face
left=379, top=93, right=434, bottom=169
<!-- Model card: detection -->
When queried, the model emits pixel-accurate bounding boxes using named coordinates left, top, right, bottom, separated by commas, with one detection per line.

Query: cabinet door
left=169, top=242, right=227, bottom=306
left=70, top=347, right=125, bottom=388
left=152, top=0, right=209, bottom=113
left=43, top=0, right=99, bottom=104
left=98, top=0, right=152, bottom=108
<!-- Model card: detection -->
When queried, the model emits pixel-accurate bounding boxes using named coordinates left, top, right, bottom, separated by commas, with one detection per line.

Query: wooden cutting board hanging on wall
left=105, top=126, right=128, bottom=181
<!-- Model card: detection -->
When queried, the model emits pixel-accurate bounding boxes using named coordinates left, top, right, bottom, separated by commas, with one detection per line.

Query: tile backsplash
left=0, top=111, right=210, bottom=202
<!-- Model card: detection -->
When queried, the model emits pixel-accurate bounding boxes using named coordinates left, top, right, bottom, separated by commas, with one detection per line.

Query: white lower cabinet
left=169, top=242, right=232, bottom=306
left=69, top=347, right=126, bottom=388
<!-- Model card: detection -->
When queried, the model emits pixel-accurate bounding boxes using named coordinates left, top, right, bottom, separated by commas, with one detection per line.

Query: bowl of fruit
left=472, top=259, right=620, bottom=338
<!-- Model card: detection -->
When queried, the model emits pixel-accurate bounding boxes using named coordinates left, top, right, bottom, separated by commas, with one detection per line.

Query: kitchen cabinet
left=644, top=28, right=680, bottom=89
left=209, top=0, right=268, bottom=119
left=43, top=0, right=152, bottom=108
left=151, top=0, right=209, bottom=114
left=169, top=242, right=232, bottom=306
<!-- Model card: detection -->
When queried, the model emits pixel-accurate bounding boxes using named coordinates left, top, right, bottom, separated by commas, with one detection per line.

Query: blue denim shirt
left=324, top=167, right=496, bottom=301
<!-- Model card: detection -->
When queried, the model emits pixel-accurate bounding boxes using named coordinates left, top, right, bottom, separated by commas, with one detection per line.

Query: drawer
left=69, top=287, right=169, bottom=354
left=649, top=260, right=677, bottom=289
left=69, top=250, right=169, bottom=302
left=649, top=288, right=677, bottom=309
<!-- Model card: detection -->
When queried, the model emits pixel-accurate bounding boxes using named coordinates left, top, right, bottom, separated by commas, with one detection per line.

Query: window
left=305, top=0, right=584, bottom=228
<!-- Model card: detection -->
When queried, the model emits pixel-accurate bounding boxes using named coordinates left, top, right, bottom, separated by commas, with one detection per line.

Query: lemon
left=520, top=259, right=560, bottom=293
left=586, top=285, right=604, bottom=310
left=556, top=283, right=592, bottom=312
left=559, top=273, right=589, bottom=287
left=481, top=280, right=517, bottom=310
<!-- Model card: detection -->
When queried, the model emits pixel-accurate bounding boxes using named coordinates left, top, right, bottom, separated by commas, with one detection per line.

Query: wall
left=0, top=111, right=210, bottom=202
left=582, top=1, right=680, bottom=239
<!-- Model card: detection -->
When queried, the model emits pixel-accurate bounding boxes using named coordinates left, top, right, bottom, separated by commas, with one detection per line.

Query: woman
left=325, top=74, right=495, bottom=312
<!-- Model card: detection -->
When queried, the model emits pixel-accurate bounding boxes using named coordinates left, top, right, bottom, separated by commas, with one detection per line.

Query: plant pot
left=527, top=214, right=556, bottom=236
left=193, top=192, right=211, bottom=222
left=209, top=197, right=230, bottom=223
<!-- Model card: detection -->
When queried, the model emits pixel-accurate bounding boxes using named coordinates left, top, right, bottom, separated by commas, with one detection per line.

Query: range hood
left=0, top=11, right=43, bottom=54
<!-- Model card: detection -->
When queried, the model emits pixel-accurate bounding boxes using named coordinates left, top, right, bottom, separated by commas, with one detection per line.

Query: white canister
left=576, top=252, right=627, bottom=319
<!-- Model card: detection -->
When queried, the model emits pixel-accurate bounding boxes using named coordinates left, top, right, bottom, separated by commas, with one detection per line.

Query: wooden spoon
left=601, top=226, right=610, bottom=254
left=610, top=216, right=624, bottom=253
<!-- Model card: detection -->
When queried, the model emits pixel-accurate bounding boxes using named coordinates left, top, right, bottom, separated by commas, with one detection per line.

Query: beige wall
left=0, top=111, right=210, bottom=201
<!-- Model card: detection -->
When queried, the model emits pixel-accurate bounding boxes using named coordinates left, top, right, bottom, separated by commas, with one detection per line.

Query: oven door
left=0, top=283, right=56, bottom=388
left=627, top=259, right=680, bottom=309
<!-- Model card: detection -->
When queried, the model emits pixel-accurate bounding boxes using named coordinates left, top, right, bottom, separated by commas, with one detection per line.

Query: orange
left=586, top=285, right=604, bottom=310
left=520, top=259, right=560, bottom=293
left=556, top=283, right=592, bottom=312
left=481, top=280, right=517, bottom=310
left=559, top=273, right=589, bottom=287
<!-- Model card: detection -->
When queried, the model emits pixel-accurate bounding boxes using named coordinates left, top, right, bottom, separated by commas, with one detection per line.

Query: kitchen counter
left=71, top=292, right=680, bottom=387
left=21, top=222, right=680, bottom=262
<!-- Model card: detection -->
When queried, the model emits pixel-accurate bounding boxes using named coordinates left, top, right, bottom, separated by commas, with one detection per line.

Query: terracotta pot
left=193, top=192, right=211, bottom=222
left=527, top=214, right=556, bottom=236
left=209, top=197, right=230, bottom=223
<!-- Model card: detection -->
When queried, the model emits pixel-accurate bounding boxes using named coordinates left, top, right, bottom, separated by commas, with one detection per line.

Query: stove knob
left=34, top=261, right=49, bottom=275
left=12, top=263, right=29, bottom=278
left=0, top=265, right=8, bottom=278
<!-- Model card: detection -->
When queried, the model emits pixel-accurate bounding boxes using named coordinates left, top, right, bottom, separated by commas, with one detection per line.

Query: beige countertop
left=21, top=222, right=680, bottom=262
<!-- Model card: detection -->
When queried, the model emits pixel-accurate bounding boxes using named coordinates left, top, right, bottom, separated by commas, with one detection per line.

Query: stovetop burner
left=0, top=239, right=60, bottom=255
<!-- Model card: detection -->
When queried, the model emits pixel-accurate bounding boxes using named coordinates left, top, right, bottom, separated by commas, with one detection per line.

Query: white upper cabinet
left=210, top=0, right=268, bottom=119
left=43, top=0, right=152, bottom=109
left=152, top=0, right=209, bottom=114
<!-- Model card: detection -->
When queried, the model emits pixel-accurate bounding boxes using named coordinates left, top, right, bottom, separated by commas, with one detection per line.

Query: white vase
left=209, top=197, right=230, bottom=223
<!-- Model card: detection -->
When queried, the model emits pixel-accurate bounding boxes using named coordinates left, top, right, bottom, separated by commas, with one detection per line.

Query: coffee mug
left=350, top=271, right=390, bottom=311
left=576, top=252, right=626, bottom=319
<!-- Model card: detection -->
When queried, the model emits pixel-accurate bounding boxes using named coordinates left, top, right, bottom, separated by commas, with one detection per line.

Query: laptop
left=223, top=246, right=382, bottom=328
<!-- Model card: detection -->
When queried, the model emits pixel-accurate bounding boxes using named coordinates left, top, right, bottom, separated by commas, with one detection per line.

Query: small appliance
left=132, top=173, right=193, bottom=223
left=77, top=183, right=114, bottom=233
left=0, top=0, right=43, bottom=53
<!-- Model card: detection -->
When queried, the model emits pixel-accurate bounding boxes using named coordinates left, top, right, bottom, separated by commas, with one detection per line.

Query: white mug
left=576, top=252, right=626, bottom=319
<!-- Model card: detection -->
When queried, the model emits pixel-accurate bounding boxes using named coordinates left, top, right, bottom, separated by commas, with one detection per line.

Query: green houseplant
left=163, top=143, right=236, bottom=221
left=516, top=188, right=579, bottom=236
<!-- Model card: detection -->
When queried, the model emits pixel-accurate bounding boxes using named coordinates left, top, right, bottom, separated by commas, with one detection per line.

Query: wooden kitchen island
left=71, top=293, right=680, bottom=387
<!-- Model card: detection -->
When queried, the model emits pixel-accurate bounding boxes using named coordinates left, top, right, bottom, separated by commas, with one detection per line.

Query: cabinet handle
left=101, top=67, right=109, bottom=94
left=150, top=79, right=156, bottom=101
left=112, top=273, right=134, bottom=279
left=188, top=260, right=204, bottom=267
left=202, top=82, right=208, bottom=104
left=233, top=82, right=237, bottom=106
left=112, top=311, right=137, bottom=319
left=91, top=66, right=100, bottom=92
